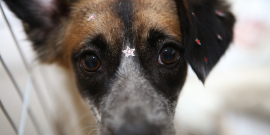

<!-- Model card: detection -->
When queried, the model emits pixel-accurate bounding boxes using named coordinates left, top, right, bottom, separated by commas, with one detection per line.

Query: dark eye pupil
left=160, top=47, right=178, bottom=64
left=82, top=55, right=100, bottom=71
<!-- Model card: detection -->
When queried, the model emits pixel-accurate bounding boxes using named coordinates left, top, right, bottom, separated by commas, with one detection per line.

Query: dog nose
left=115, top=123, right=161, bottom=135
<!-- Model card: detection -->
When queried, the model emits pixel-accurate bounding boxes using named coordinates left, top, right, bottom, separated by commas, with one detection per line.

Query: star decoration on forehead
left=122, top=46, right=135, bottom=57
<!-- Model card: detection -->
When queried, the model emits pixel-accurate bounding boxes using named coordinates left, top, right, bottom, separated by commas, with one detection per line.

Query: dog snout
left=115, top=122, right=161, bottom=135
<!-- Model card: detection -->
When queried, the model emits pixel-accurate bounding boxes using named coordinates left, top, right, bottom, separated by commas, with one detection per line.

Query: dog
left=3, top=0, right=235, bottom=134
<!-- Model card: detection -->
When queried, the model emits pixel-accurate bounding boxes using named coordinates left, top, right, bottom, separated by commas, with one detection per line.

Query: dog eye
left=81, top=54, right=101, bottom=72
left=158, top=47, right=179, bottom=65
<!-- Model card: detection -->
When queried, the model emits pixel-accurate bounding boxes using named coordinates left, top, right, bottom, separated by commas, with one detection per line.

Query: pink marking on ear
left=196, top=38, right=201, bottom=45
left=204, top=57, right=208, bottom=62
left=217, top=34, right=223, bottom=40
left=215, top=10, right=225, bottom=17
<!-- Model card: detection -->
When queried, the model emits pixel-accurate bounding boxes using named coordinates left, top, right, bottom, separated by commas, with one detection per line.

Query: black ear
left=2, top=0, right=76, bottom=62
left=175, top=0, right=235, bottom=82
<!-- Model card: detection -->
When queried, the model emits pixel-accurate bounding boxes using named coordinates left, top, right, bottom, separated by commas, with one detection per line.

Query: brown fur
left=63, top=0, right=124, bottom=63
left=133, top=0, right=182, bottom=50
left=49, top=0, right=183, bottom=69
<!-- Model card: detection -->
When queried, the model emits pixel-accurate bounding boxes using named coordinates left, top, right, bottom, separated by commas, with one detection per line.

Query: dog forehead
left=133, top=0, right=181, bottom=38
left=64, top=0, right=181, bottom=53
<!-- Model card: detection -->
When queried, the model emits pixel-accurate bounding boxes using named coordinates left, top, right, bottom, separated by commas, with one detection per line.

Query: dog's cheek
left=148, top=61, right=188, bottom=108
left=171, top=61, right=188, bottom=91
left=75, top=73, right=108, bottom=103
left=164, top=62, right=188, bottom=107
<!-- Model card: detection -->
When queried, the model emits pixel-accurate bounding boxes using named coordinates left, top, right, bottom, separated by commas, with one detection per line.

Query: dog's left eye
left=81, top=54, right=101, bottom=72
left=158, top=47, right=179, bottom=65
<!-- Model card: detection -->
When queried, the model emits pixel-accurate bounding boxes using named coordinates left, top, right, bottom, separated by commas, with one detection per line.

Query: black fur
left=175, top=0, right=235, bottom=82
left=115, top=0, right=134, bottom=46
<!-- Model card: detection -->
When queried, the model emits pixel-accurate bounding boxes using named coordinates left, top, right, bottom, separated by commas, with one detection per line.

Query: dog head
left=4, top=0, right=235, bottom=134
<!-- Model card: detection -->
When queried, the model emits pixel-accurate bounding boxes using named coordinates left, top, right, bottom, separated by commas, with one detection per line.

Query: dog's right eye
left=81, top=54, right=101, bottom=72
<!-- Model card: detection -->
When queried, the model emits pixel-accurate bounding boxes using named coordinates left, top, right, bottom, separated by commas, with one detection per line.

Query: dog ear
left=175, top=0, right=235, bottom=82
left=3, top=0, right=76, bottom=63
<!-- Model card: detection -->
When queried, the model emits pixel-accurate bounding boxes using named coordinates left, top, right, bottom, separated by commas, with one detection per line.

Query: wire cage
left=0, top=1, right=55, bottom=135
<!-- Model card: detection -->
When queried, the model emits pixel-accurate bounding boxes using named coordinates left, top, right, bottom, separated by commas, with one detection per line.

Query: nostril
left=115, top=123, right=161, bottom=135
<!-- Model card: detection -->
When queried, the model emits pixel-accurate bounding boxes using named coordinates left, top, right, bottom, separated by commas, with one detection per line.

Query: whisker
left=88, top=129, right=99, bottom=135
left=79, top=125, right=98, bottom=132
left=175, top=128, right=201, bottom=135
left=72, top=112, right=92, bottom=126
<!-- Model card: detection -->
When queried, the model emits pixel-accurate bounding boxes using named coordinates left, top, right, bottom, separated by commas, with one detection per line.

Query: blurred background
left=0, top=0, right=270, bottom=135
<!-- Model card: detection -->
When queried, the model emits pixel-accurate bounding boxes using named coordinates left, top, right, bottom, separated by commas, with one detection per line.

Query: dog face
left=4, top=0, right=235, bottom=134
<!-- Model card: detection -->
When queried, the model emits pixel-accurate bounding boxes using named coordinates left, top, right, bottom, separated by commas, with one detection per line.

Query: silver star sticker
left=122, top=46, right=135, bottom=57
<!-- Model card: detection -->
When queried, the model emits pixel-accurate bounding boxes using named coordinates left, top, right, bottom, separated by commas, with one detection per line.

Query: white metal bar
left=0, top=99, right=18, bottom=134
left=0, top=54, right=43, bottom=135
left=0, top=54, right=23, bottom=102
left=18, top=77, right=32, bottom=135
left=0, top=1, right=51, bottom=122
left=0, top=1, right=29, bottom=70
